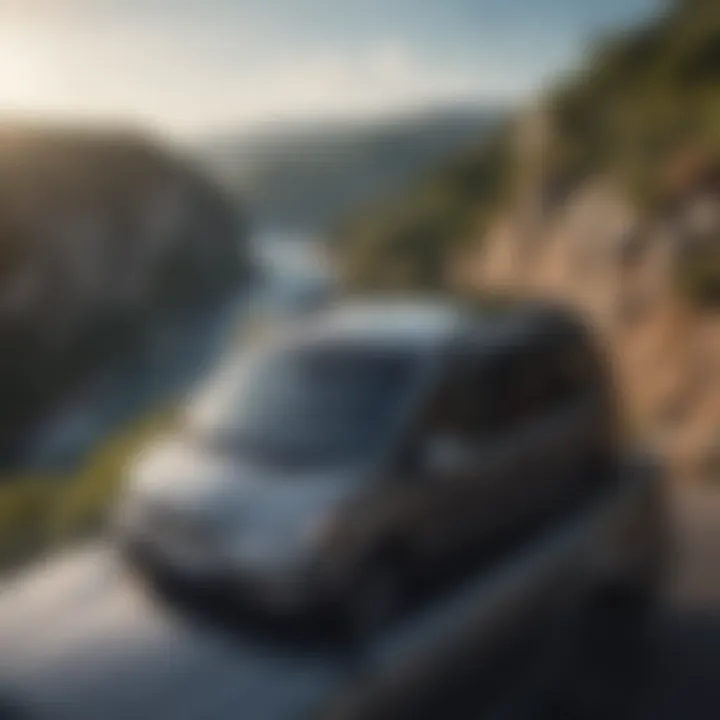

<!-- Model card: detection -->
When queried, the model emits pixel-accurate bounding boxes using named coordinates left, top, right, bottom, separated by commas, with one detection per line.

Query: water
left=249, top=231, right=335, bottom=319
left=23, top=232, right=335, bottom=472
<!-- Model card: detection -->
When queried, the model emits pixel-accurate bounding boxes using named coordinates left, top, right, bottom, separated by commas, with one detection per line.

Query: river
left=23, top=232, right=335, bottom=472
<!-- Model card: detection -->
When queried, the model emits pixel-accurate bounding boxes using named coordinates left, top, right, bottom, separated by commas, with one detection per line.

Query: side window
left=483, top=350, right=540, bottom=433
left=482, top=340, right=575, bottom=432
left=423, top=370, right=474, bottom=442
left=542, top=333, right=598, bottom=408
left=418, top=335, right=597, bottom=443
left=454, top=328, right=603, bottom=441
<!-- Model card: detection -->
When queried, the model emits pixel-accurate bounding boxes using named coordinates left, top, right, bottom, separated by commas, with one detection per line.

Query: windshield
left=187, top=341, right=422, bottom=467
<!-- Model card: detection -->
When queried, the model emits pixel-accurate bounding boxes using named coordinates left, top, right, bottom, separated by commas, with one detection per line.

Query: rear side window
left=420, top=350, right=537, bottom=439
left=422, top=367, right=476, bottom=441
left=482, top=327, right=601, bottom=432
left=419, top=323, right=605, bottom=440
left=419, top=351, right=497, bottom=443
left=422, top=349, right=549, bottom=439
left=483, top=351, right=541, bottom=431
left=539, top=329, right=602, bottom=407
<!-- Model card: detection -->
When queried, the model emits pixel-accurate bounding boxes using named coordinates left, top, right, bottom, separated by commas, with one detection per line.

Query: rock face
left=460, top=170, right=720, bottom=480
left=448, top=89, right=720, bottom=482
left=0, top=125, right=248, bottom=464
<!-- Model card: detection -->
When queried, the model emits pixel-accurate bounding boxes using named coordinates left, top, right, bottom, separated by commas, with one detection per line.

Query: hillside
left=338, top=0, right=720, bottom=291
left=199, top=106, right=505, bottom=233
left=337, top=0, right=720, bottom=477
left=335, top=126, right=514, bottom=289
left=545, top=0, right=720, bottom=204
left=0, top=125, right=248, bottom=465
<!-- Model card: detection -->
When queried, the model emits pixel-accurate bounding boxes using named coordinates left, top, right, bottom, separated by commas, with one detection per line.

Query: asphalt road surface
left=0, top=544, right=344, bottom=720
left=0, top=480, right=717, bottom=720
left=632, top=482, right=720, bottom=720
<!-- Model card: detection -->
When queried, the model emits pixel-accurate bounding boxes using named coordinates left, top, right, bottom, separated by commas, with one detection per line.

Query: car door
left=439, top=349, right=532, bottom=554
left=474, top=335, right=601, bottom=548
left=404, top=352, right=521, bottom=565
left=502, top=330, right=613, bottom=531
left=497, top=347, right=565, bottom=537
left=390, top=347, right=550, bottom=567
left=384, top=360, right=480, bottom=568
left=454, top=343, right=563, bottom=555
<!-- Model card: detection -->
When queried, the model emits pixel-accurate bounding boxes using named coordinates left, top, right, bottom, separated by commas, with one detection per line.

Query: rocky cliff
left=458, top=167, right=720, bottom=480
left=0, top=125, right=248, bottom=464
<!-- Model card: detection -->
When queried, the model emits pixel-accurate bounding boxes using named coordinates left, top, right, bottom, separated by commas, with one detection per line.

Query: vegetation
left=674, top=245, right=720, bottom=306
left=0, top=410, right=174, bottom=573
left=337, top=0, right=720, bottom=293
left=201, top=108, right=502, bottom=232
left=547, top=0, right=720, bottom=206
left=335, top=127, right=514, bottom=291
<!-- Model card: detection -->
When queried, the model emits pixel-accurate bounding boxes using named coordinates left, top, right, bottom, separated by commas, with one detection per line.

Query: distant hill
left=198, top=106, right=505, bottom=233
left=333, top=121, right=514, bottom=290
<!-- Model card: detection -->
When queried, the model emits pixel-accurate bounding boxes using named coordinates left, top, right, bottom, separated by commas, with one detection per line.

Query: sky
left=0, top=0, right=664, bottom=138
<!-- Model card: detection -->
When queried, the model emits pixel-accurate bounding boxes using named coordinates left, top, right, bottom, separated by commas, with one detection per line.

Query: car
left=115, top=298, right=666, bottom=653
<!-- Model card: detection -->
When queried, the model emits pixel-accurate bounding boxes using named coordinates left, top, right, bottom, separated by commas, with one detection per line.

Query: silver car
left=116, top=299, right=667, bottom=649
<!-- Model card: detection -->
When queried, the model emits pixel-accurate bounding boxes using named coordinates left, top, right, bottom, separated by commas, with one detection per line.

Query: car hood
left=126, top=436, right=363, bottom=530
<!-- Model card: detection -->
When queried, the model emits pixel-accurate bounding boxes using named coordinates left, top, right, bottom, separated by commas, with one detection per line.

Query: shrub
left=674, top=248, right=720, bottom=306
left=0, top=409, right=175, bottom=573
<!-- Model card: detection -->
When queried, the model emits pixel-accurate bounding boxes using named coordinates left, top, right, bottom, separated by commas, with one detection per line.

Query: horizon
left=0, top=0, right=664, bottom=139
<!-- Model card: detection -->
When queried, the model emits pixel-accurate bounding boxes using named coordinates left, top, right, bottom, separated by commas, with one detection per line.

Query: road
left=633, top=482, right=720, bottom=719
left=0, top=480, right=716, bottom=719
left=0, top=544, right=345, bottom=720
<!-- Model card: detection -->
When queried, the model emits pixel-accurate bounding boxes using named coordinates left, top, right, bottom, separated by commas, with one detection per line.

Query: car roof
left=298, top=296, right=575, bottom=354
left=307, top=300, right=467, bottom=349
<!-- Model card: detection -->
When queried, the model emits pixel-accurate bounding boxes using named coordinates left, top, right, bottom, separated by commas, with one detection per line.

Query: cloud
left=0, top=0, right=662, bottom=137
left=0, top=20, right=491, bottom=137
left=0, top=0, right=92, bottom=16
left=199, top=42, right=488, bottom=132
